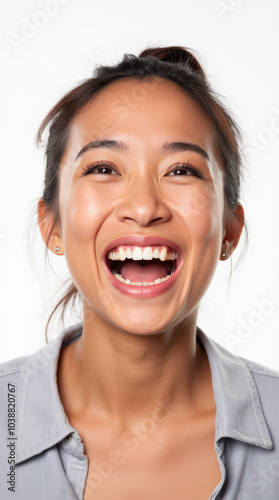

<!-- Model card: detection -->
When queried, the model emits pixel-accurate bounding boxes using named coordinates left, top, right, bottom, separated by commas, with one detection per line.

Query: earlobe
left=37, top=198, right=63, bottom=254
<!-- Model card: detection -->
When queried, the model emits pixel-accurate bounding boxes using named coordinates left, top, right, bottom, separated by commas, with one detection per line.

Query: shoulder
left=0, top=322, right=83, bottom=385
left=237, top=353, right=279, bottom=379
left=0, top=356, right=29, bottom=443
left=237, top=353, right=279, bottom=415
left=0, top=354, right=29, bottom=380
left=204, top=330, right=279, bottom=421
left=0, top=355, right=29, bottom=414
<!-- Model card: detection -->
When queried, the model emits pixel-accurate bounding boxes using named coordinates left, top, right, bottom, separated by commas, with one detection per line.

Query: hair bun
left=138, top=45, right=205, bottom=78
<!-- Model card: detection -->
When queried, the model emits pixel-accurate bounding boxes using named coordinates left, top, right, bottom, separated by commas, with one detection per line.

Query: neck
left=57, top=309, right=212, bottom=432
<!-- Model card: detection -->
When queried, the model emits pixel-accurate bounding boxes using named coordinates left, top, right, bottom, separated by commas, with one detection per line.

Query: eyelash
left=81, top=160, right=204, bottom=179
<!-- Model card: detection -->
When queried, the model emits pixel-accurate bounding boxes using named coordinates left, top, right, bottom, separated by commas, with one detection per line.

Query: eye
left=81, top=160, right=119, bottom=176
left=81, top=160, right=204, bottom=179
left=166, top=162, right=204, bottom=179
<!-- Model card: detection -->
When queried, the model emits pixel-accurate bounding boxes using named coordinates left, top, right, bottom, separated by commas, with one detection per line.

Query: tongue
left=120, top=261, right=168, bottom=282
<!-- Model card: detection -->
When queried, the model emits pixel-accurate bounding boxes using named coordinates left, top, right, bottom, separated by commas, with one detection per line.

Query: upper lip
left=102, top=235, right=183, bottom=262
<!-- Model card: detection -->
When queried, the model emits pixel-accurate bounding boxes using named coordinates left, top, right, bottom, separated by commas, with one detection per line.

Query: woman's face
left=55, top=77, right=229, bottom=335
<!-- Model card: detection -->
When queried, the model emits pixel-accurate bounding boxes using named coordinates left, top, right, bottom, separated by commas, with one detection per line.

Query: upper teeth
left=107, top=246, right=179, bottom=261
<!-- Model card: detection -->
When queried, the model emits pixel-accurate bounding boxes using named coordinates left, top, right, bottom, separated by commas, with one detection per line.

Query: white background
left=1, top=0, right=279, bottom=366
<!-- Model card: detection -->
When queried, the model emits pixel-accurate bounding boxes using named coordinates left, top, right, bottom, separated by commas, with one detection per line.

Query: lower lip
left=102, top=256, right=184, bottom=298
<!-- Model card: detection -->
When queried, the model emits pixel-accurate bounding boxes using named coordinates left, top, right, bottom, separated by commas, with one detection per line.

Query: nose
left=115, top=177, right=171, bottom=227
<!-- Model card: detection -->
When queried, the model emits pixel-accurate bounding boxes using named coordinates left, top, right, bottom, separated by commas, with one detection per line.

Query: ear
left=37, top=198, right=63, bottom=254
left=221, top=202, right=245, bottom=260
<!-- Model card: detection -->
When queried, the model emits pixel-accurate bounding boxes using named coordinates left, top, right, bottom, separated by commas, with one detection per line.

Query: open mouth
left=105, top=246, right=179, bottom=286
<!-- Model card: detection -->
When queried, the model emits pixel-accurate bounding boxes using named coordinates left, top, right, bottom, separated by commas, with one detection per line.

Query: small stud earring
left=222, top=252, right=227, bottom=258
left=55, top=246, right=60, bottom=252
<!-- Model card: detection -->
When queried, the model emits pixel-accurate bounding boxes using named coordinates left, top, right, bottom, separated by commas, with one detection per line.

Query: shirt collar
left=15, top=322, right=272, bottom=464
left=196, top=326, right=273, bottom=449
left=15, top=322, right=84, bottom=464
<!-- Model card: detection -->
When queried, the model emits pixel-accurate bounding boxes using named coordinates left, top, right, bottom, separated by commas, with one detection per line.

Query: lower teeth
left=112, top=272, right=174, bottom=286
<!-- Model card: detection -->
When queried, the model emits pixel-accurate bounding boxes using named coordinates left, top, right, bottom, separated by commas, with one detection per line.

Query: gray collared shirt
left=0, top=322, right=279, bottom=499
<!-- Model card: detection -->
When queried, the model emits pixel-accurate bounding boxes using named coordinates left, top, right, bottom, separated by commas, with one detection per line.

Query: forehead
left=69, top=77, right=218, bottom=157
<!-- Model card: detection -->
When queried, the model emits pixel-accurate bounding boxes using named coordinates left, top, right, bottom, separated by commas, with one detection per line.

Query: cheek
left=62, top=184, right=107, bottom=242
left=175, top=183, right=223, bottom=244
left=59, top=184, right=109, bottom=303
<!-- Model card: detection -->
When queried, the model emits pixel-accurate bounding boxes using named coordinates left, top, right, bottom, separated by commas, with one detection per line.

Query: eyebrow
left=75, top=139, right=210, bottom=162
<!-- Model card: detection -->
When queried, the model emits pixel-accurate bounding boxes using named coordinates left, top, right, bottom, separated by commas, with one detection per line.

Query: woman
left=0, top=45, right=279, bottom=500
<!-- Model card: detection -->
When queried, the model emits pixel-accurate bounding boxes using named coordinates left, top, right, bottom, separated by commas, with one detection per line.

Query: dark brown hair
left=31, top=45, right=248, bottom=342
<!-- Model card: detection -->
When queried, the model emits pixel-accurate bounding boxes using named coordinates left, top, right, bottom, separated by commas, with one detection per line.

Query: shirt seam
left=16, top=353, right=71, bottom=461
left=245, top=366, right=279, bottom=378
left=237, top=356, right=271, bottom=445
left=0, top=367, right=22, bottom=378
left=17, top=423, right=70, bottom=461
left=217, top=426, right=269, bottom=445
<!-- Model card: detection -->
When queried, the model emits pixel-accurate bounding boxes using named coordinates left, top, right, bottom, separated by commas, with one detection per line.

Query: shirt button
left=66, top=434, right=72, bottom=441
